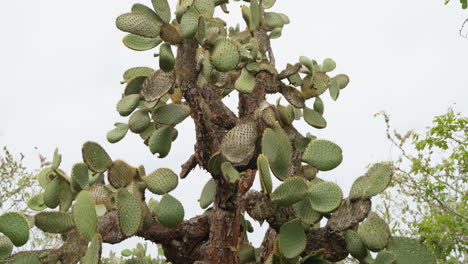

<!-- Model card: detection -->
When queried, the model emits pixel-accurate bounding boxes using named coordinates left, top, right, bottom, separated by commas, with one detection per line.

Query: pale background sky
left=0, top=0, right=467, bottom=259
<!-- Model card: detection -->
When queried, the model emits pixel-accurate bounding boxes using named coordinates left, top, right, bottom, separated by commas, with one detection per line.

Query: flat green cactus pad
left=301, top=72, right=330, bottom=98
left=117, top=94, right=142, bottom=117
left=303, top=107, right=327, bottom=129
left=257, top=154, right=273, bottom=195
left=148, top=126, right=177, bottom=158
left=125, top=76, right=147, bottom=95
left=159, top=43, right=175, bottom=72
left=123, top=34, right=162, bottom=51
left=81, top=234, right=102, bottom=264
left=199, top=178, right=216, bottom=209
left=279, top=218, right=306, bottom=259
left=143, top=168, right=178, bottom=195
left=141, top=70, right=175, bottom=102
left=280, top=85, right=305, bottom=108
left=292, top=198, right=322, bottom=225
left=108, top=160, right=137, bottom=188
left=349, top=163, right=393, bottom=200
left=51, top=148, right=61, bottom=170
left=238, top=243, right=256, bottom=264
left=235, top=68, right=257, bottom=94
left=194, top=0, right=215, bottom=18
left=151, top=0, right=171, bottom=23
left=333, top=74, right=350, bottom=89
left=374, top=250, right=397, bottom=264
left=0, top=236, right=13, bottom=259
left=348, top=175, right=367, bottom=200
left=221, top=162, right=240, bottom=183
left=261, top=128, right=292, bottom=181
left=73, top=191, right=98, bottom=241
left=34, top=212, right=74, bottom=234
left=156, top=194, right=185, bottom=228
left=118, top=189, right=143, bottom=237
left=321, top=58, right=336, bottom=73
left=8, top=254, right=40, bottom=264
left=302, top=139, right=343, bottom=171
left=386, top=237, right=436, bottom=264
left=123, top=67, right=154, bottom=83
left=82, top=141, right=113, bottom=173
left=313, top=97, right=324, bottom=114
left=271, top=177, right=308, bottom=207
left=153, top=103, right=191, bottom=125
left=129, top=110, right=151, bottom=133
left=344, top=230, right=367, bottom=260
left=107, top=123, right=129, bottom=144
left=0, top=213, right=29, bottom=247
left=221, top=122, right=258, bottom=166
left=27, top=193, right=46, bottom=212
left=308, top=181, right=343, bottom=213
left=71, top=163, right=89, bottom=189
left=181, top=9, right=199, bottom=39
left=357, top=212, right=391, bottom=252
left=116, top=13, right=161, bottom=38
left=262, top=0, right=276, bottom=8
left=44, top=177, right=60, bottom=209
left=211, top=38, right=240, bottom=72
left=207, top=152, right=224, bottom=177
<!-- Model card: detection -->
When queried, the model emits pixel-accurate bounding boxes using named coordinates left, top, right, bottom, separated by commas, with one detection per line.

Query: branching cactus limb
left=0, top=0, right=437, bottom=263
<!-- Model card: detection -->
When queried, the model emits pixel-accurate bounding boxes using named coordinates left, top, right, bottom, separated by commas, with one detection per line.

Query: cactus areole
left=0, top=1, right=436, bottom=264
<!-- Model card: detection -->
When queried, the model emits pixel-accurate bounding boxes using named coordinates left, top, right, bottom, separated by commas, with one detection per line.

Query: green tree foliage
left=0, top=0, right=438, bottom=263
left=376, top=109, right=467, bottom=263
left=445, top=0, right=468, bottom=9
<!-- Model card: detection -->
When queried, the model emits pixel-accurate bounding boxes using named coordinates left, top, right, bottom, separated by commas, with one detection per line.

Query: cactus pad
left=308, top=181, right=343, bottom=213
left=123, top=34, right=162, bottom=51
left=159, top=43, right=175, bottom=72
left=27, top=193, right=46, bottom=211
left=221, top=162, right=240, bottom=183
left=261, top=128, right=292, bottom=181
left=333, top=74, right=350, bottom=89
left=344, top=230, right=367, bottom=260
left=153, top=103, right=191, bottom=125
left=374, top=250, right=397, bottom=264
left=292, top=198, right=322, bottom=225
left=235, top=68, right=257, bottom=94
left=280, top=85, right=306, bottom=108
left=211, top=38, right=240, bottom=72
left=386, top=237, right=435, bottom=264
left=313, top=97, right=324, bottom=115
left=357, top=212, right=391, bottom=252
left=0, top=235, right=13, bottom=259
left=141, top=70, right=175, bottom=102
left=148, top=126, right=177, bottom=158
left=181, top=9, right=199, bottom=39
left=118, top=188, right=143, bottom=237
left=108, top=160, right=137, bottom=188
left=194, top=0, right=215, bottom=18
left=257, top=154, right=273, bottom=195
left=302, top=139, right=343, bottom=171
left=271, top=177, right=308, bottom=207
left=82, top=141, right=113, bottom=173
left=362, top=163, right=393, bottom=199
left=156, top=194, right=185, bottom=228
left=73, top=191, right=98, bottom=241
left=8, top=254, right=40, bottom=264
left=81, top=234, right=103, bottom=264
left=151, top=0, right=171, bottom=23
left=279, top=218, right=306, bottom=259
left=44, top=177, right=60, bottom=209
left=0, top=213, right=29, bottom=247
left=34, top=212, right=75, bottom=234
left=221, top=122, right=258, bottom=166
left=107, top=123, right=129, bottom=144
left=303, top=107, right=327, bottom=129
left=129, top=110, right=151, bottom=133
left=117, top=94, right=142, bottom=117
left=71, top=162, right=89, bottom=189
left=321, top=58, right=336, bottom=73
left=199, top=178, right=216, bottom=209
left=143, top=168, right=178, bottom=195
left=116, top=13, right=161, bottom=38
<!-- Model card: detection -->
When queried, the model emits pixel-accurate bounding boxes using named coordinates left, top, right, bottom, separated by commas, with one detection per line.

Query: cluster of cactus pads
left=0, top=0, right=437, bottom=263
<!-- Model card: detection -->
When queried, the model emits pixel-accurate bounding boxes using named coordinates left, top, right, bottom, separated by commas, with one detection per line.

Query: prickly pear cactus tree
left=0, top=0, right=437, bottom=264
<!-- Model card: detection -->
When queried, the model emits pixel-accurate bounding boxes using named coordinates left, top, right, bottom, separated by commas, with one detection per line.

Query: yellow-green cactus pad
left=301, top=73, right=330, bottom=98
left=280, top=85, right=305, bottom=108
left=58, top=179, right=73, bottom=212
left=108, top=160, right=137, bottom=188
left=0, top=213, right=29, bottom=247
left=262, top=0, right=276, bottom=8
left=279, top=218, right=306, bottom=259
left=8, top=254, right=40, bottom=264
left=117, top=189, right=143, bottom=237
left=221, top=162, right=240, bottom=183
left=34, top=212, right=74, bottom=234
left=107, top=123, right=129, bottom=144
left=152, top=103, right=190, bottom=125
left=71, top=163, right=89, bottom=189
left=321, top=58, right=336, bottom=73
left=151, top=0, right=171, bottom=23
left=299, top=56, right=315, bottom=73
left=123, top=67, right=154, bottom=83
left=116, top=13, right=161, bottom=38
left=27, top=193, right=46, bottom=211
left=73, top=191, right=98, bottom=241
left=275, top=103, right=294, bottom=126
left=51, top=148, right=61, bottom=170
left=148, top=198, right=159, bottom=214
left=238, top=243, right=256, bottom=264
left=141, top=70, right=175, bottom=102
left=264, top=12, right=286, bottom=30
left=180, top=8, right=199, bottom=39
left=301, top=165, right=317, bottom=181
left=82, top=141, right=113, bottom=173
left=313, top=97, right=324, bottom=115
left=44, top=177, right=60, bottom=209
left=132, top=3, right=163, bottom=23
left=292, top=198, right=322, bottom=225
left=303, top=107, right=327, bottom=129
left=0, top=235, right=13, bottom=259
left=348, top=175, right=367, bottom=201
left=81, top=234, right=103, bottom=264
left=143, top=168, right=178, bottom=195
left=199, top=178, right=216, bottom=209
left=302, top=139, right=343, bottom=171
left=235, top=68, right=257, bottom=94
left=211, top=38, right=240, bottom=72
left=249, top=0, right=260, bottom=31
left=257, top=154, right=273, bottom=195
left=156, top=194, right=185, bottom=228
left=123, top=34, right=162, bottom=51
left=357, top=212, right=391, bottom=252
left=261, top=128, right=292, bottom=181
left=221, top=122, right=258, bottom=166
left=207, top=152, right=224, bottom=177
left=36, top=167, right=54, bottom=188
left=159, top=43, right=175, bottom=72
left=148, top=126, right=177, bottom=158
left=386, top=237, right=436, bottom=264
left=129, top=110, right=151, bottom=133
left=117, top=94, right=142, bottom=117
left=271, top=177, right=308, bottom=207
left=344, top=230, right=367, bottom=260
left=125, top=76, right=147, bottom=95
left=308, top=181, right=343, bottom=213
left=374, top=250, right=397, bottom=264
left=333, top=74, right=350, bottom=89
left=362, top=163, right=393, bottom=199
left=194, top=0, right=215, bottom=18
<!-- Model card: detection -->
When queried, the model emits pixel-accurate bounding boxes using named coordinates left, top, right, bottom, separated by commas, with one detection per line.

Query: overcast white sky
left=1, top=0, right=467, bottom=258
